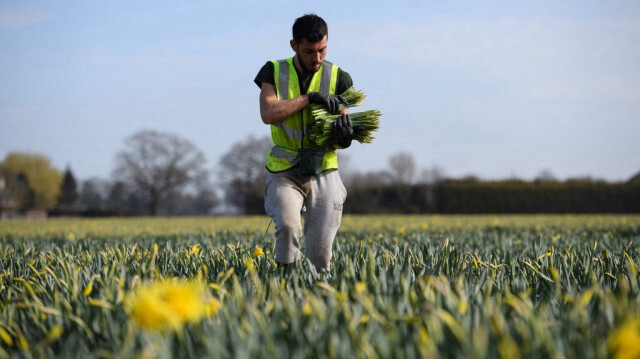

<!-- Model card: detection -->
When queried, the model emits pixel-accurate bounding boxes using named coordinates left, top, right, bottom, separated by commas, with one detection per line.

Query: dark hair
left=292, top=13, right=328, bottom=43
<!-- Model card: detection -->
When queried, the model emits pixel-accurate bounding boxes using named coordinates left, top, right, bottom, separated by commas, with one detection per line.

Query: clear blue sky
left=1, top=0, right=639, bottom=182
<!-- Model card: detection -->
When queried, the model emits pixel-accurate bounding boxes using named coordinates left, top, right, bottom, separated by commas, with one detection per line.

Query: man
left=253, top=14, right=355, bottom=272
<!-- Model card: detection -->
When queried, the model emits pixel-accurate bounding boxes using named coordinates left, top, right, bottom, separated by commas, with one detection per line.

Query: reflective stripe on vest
left=276, top=59, right=334, bottom=100
left=271, top=145, right=297, bottom=164
left=266, top=57, right=340, bottom=173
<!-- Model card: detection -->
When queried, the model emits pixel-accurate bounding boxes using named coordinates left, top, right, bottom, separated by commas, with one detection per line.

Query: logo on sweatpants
left=334, top=203, right=343, bottom=211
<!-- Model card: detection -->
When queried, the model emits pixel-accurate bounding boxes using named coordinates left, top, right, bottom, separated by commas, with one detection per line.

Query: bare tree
left=419, top=165, right=446, bottom=185
left=219, top=135, right=272, bottom=185
left=388, top=151, right=416, bottom=185
left=79, top=178, right=111, bottom=208
left=218, top=135, right=272, bottom=214
left=113, top=130, right=207, bottom=215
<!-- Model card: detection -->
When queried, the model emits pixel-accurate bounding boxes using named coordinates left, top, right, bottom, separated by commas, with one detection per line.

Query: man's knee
left=307, top=250, right=332, bottom=272
left=274, top=222, right=302, bottom=264
left=278, top=222, right=301, bottom=240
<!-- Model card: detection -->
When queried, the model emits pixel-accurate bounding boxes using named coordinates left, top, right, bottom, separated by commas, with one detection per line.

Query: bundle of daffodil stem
left=309, top=87, right=381, bottom=147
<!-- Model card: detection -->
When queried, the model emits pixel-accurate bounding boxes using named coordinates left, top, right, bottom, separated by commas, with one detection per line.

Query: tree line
left=345, top=178, right=640, bottom=214
left=1, top=130, right=638, bottom=217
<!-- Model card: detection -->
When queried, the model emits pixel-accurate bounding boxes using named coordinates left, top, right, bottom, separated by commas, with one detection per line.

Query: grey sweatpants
left=264, top=167, right=347, bottom=271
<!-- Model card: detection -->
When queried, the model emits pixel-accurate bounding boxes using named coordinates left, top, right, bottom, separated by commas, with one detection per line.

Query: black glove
left=332, top=114, right=353, bottom=148
left=308, top=92, right=348, bottom=114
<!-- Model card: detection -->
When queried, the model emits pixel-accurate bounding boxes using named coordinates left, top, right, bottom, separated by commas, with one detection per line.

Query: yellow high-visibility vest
left=266, top=57, right=340, bottom=173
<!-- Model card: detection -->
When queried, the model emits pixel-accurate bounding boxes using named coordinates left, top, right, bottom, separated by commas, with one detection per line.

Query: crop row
left=0, top=216, right=639, bottom=358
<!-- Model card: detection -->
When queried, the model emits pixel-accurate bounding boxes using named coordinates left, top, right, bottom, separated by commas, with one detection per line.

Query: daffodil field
left=1, top=215, right=640, bottom=358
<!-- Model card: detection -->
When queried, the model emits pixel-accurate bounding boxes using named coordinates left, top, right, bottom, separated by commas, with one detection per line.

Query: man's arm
left=259, top=82, right=349, bottom=124
left=259, top=82, right=310, bottom=125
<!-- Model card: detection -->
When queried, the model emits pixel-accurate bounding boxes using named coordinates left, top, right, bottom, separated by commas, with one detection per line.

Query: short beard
left=295, top=52, right=320, bottom=74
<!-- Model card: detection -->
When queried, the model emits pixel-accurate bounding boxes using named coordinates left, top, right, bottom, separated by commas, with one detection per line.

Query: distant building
left=25, top=208, right=47, bottom=220
left=629, top=171, right=640, bottom=184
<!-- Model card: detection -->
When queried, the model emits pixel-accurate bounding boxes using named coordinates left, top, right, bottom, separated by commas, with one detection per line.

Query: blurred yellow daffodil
left=124, top=279, right=218, bottom=331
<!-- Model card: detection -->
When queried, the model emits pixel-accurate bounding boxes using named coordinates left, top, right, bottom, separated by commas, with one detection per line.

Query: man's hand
left=332, top=114, right=353, bottom=148
left=308, top=92, right=348, bottom=114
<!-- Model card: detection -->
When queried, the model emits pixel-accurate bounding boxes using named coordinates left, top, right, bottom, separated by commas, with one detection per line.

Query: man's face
left=290, top=35, right=327, bottom=74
